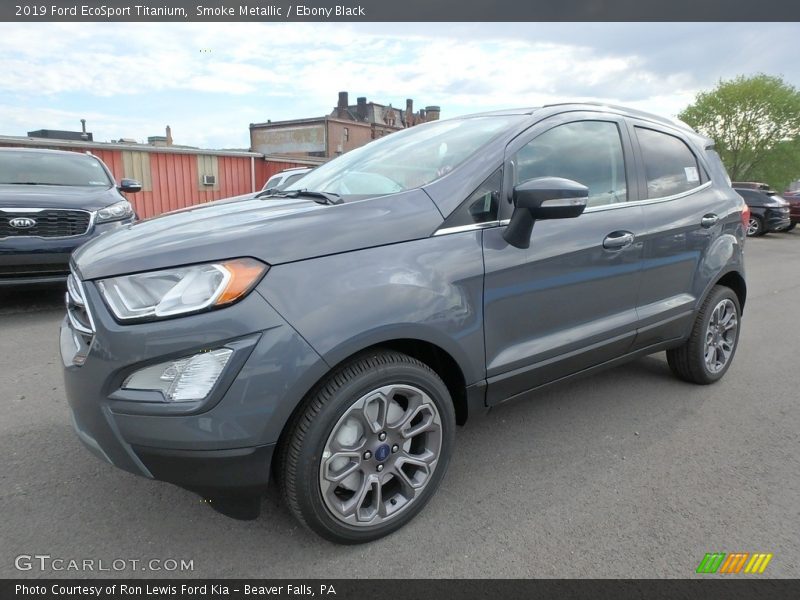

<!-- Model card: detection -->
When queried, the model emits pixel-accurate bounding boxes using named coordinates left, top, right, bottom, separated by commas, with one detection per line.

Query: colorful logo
left=696, top=552, right=773, bottom=574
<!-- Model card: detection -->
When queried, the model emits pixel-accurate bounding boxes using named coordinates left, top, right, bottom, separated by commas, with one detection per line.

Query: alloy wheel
left=319, top=384, right=442, bottom=527
left=704, top=298, right=738, bottom=373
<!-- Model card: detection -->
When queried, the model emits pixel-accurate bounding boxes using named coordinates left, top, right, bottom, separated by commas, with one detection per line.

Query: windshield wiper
left=4, top=182, right=70, bottom=186
left=257, top=188, right=343, bottom=205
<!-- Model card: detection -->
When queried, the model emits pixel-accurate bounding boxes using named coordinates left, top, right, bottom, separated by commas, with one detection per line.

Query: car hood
left=0, top=184, right=119, bottom=210
left=72, top=189, right=443, bottom=280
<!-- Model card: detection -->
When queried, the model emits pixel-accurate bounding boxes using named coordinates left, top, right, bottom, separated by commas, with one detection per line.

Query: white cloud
left=0, top=22, right=795, bottom=147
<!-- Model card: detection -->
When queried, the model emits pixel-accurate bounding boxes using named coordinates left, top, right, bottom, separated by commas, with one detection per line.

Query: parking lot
left=1, top=233, right=798, bottom=579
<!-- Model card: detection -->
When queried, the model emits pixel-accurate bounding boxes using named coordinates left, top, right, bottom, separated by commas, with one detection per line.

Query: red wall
left=0, top=141, right=315, bottom=219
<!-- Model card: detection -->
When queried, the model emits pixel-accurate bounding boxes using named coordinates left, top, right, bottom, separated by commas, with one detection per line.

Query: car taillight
left=741, top=204, right=750, bottom=229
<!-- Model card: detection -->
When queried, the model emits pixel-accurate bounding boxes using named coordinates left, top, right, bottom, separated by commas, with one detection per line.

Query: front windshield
left=0, top=150, right=113, bottom=187
left=285, top=115, right=524, bottom=197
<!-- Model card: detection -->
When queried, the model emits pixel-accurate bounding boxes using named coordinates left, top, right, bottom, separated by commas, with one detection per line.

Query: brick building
left=249, top=91, right=441, bottom=159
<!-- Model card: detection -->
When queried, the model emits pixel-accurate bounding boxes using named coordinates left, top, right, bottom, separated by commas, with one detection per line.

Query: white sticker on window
left=685, top=166, right=700, bottom=183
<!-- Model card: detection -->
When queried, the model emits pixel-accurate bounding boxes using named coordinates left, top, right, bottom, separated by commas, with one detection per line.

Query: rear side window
left=635, top=127, right=702, bottom=198
left=705, top=148, right=731, bottom=186
left=513, top=120, right=628, bottom=208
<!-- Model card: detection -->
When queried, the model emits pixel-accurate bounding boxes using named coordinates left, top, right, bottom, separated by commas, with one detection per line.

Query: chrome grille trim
left=66, top=270, right=96, bottom=336
left=0, top=207, right=94, bottom=239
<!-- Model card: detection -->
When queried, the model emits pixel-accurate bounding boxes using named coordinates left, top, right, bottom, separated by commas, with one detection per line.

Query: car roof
left=0, top=146, right=94, bottom=157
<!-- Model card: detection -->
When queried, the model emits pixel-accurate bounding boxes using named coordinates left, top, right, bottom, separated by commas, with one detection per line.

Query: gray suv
left=61, top=104, right=747, bottom=544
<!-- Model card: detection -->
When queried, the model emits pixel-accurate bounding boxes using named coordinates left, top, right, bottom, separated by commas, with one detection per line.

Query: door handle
left=701, top=214, right=719, bottom=228
left=603, top=231, right=635, bottom=249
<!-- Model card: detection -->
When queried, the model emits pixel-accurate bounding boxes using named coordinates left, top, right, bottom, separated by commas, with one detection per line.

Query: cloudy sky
left=1, top=22, right=798, bottom=149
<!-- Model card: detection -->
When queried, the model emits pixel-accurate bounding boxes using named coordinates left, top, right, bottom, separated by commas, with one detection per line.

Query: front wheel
left=279, top=350, right=455, bottom=544
left=666, top=286, right=741, bottom=385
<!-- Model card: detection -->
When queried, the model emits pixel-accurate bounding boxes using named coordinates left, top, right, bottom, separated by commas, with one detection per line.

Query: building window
left=343, top=127, right=349, bottom=142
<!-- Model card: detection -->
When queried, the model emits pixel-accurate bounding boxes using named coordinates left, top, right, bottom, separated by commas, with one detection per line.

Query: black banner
left=3, top=580, right=800, bottom=600
left=2, top=0, right=800, bottom=22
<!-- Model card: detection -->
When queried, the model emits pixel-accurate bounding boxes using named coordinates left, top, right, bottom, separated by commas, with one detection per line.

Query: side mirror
left=118, top=178, right=142, bottom=194
left=503, top=177, right=588, bottom=249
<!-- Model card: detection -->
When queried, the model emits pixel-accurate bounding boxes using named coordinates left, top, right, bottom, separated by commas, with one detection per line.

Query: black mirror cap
left=503, top=177, right=589, bottom=249
left=514, top=177, right=588, bottom=219
left=118, top=178, right=142, bottom=194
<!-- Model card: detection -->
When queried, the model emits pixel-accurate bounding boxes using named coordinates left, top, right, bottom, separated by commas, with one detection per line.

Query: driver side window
left=514, top=120, right=628, bottom=208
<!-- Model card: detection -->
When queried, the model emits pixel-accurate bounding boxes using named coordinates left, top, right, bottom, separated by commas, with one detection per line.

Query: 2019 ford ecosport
left=60, top=104, right=747, bottom=544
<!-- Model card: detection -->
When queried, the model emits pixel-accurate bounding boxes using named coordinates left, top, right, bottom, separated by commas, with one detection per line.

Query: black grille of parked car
left=0, top=209, right=91, bottom=238
left=66, top=271, right=95, bottom=345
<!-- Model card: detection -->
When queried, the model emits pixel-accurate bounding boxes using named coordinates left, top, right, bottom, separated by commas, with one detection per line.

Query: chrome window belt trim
left=433, top=220, right=502, bottom=236
left=583, top=181, right=712, bottom=213
left=433, top=181, right=714, bottom=235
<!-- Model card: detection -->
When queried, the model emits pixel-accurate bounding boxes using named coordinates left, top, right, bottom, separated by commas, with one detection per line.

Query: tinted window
left=0, top=150, right=112, bottom=187
left=636, top=127, right=701, bottom=198
left=514, top=121, right=627, bottom=208
left=441, top=168, right=502, bottom=228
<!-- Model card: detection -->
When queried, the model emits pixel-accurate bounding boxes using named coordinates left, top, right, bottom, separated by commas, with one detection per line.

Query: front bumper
left=60, top=276, right=329, bottom=497
left=764, top=207, right=791, bottom=231
left=0, top=218, right=133, bottom=286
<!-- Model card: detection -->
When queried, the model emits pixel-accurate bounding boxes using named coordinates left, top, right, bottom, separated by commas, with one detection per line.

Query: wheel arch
left=715, top=270, right=747, bottom=313
left=271, top=336, right=476, bottom=485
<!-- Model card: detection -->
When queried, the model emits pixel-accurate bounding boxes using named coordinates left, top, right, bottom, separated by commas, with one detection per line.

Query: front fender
left=257, top=232, right=487, bottom=386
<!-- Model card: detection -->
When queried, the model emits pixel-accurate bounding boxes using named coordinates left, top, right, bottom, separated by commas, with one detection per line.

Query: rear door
left=483, top=112, right=645, bottom=405
left=625, top=120, right=730, bottom=349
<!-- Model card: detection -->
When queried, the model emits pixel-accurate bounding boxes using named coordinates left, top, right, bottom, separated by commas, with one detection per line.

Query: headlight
left=96, top=200, right=134, bottom=223
left=97, top=258, right=267, bottom=322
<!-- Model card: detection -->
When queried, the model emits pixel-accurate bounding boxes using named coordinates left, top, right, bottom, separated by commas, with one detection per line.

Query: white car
left=262, top=167, right=313, bottom=192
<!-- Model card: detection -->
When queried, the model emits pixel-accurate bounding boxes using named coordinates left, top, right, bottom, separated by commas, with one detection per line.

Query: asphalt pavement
left=1, top=233, right=798, bottom=578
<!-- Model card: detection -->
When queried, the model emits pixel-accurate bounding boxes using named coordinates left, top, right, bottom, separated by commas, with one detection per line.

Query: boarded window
left=121, top=151, right=152, bottom=191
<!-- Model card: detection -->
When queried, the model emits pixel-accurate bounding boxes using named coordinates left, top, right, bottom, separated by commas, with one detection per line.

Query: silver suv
left=61, top=103, right=747, bottom=543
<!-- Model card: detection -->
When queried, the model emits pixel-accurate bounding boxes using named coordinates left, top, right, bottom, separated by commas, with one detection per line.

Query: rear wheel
left=746, top=215, right=765, bottom=237
left=666, top=286, right=741, bottom=385
left=279, top=350, right=455, bottom=544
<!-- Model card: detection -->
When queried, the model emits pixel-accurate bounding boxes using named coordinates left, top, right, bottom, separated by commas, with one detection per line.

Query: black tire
left=279, top=349, right=455, bottom=544
left=666, top=286, right=741, bottom=385
left=746, top=215, right=765, bottom=237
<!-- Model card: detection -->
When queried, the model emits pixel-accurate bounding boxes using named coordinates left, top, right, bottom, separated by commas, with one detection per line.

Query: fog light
left=122, top=348, right=233, bottom=402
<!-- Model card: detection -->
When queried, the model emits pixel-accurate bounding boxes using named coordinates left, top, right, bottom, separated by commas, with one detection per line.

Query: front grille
left=66, top=271, right=95, bottom=347
left=0, top=209, right=91, bottom=238
left=0, top=263, right=70, bottom=277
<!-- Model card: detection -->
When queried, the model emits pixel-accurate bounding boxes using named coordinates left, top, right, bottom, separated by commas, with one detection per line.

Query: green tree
left=679, top=74, right=800, bottom=190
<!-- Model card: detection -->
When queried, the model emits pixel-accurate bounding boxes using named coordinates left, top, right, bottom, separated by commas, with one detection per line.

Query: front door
left=483, top=114, right=645, bottom=405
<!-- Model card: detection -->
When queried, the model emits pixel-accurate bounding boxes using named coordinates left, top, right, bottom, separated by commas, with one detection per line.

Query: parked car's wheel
left=666, top=286, right=741, bottom=385
left=746, top=215, right=765, bottom=237
left=279, top=350, right=455, bottom=544
left=780, top=223, right=796, bottom=232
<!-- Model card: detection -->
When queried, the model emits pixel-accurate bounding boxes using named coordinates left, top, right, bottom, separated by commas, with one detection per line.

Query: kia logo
left=9, top=217, right=36, bottom=229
